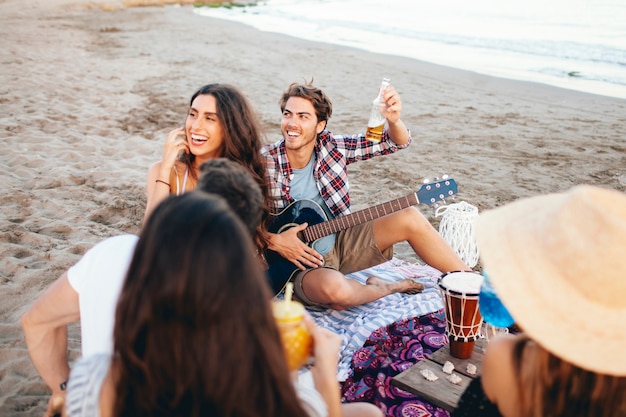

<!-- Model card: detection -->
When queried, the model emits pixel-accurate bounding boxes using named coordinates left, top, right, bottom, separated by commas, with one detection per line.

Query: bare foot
left=366, top=276, right=425, bottom=295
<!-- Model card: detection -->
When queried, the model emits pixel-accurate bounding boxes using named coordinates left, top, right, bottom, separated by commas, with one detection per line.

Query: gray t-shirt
left=291, top=155, right=336, bottom=255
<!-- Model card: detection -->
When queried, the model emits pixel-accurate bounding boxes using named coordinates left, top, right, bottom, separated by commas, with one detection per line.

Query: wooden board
left=391, top=338, right=486, bottom=411
left=392, top=360, right=472, bottom=411
left=428, top=338, right=485, bottom=378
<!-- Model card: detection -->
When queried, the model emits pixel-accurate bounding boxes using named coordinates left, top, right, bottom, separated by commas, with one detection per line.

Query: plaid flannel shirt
left=262, top=129, right=411, bottom=217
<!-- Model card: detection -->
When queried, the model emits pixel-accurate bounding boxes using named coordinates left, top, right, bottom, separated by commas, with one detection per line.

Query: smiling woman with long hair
left=144, top=83, right=270, bottom=249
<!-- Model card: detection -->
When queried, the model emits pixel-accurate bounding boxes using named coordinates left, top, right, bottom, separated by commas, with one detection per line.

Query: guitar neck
left=302, top=193, right=419, bottom=242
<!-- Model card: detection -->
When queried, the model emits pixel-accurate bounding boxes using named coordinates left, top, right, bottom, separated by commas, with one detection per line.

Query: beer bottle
left=365, top=77, right=391, bottom=142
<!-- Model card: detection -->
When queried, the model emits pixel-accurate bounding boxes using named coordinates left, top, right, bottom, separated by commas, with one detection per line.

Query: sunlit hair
left=185, top=83, right=270, bottom=248
left=279, top=80, right=333, bottom=128
left=112, top=193, right=307, bottom=417
left=512, top=335, right=626, bottom=417
left=197, top=158, right=263, bottom=237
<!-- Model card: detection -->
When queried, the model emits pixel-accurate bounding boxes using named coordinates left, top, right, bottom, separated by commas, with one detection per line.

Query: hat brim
left=476, top=190, right=626, bottom=376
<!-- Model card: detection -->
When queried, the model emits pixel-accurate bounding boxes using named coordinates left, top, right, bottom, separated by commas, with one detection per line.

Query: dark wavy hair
left=279, top=80, right=333, bottom=129
left=197, top=158, right=263, bottom=237
left=112, top=193, right=307, bottom=417
left=183, top=83, right=270, bottom=248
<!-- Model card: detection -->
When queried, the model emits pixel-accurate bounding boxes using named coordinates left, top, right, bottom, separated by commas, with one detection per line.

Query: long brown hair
left=512, top=335, right=626, bottom=417
left=112, top=193, right=307, bottom=417
left=185, top=83, right=270, bottom=249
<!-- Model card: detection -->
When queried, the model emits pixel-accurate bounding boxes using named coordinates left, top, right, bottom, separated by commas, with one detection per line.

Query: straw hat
left=475, top=185, right=626, bottom=376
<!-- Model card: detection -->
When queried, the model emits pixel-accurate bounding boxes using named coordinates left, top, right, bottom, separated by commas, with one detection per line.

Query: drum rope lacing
left=441, top=287, right=483, bottom=342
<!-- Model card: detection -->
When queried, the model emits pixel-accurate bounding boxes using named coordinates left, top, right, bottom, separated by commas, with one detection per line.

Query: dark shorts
left=293, top=222, right=393, bottom=306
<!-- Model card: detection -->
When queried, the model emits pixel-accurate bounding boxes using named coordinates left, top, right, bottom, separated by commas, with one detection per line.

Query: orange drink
left=272, top=283, right=313, bottom=371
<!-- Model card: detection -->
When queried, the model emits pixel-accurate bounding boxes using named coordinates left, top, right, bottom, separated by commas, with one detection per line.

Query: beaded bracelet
left=156, top=179, right=170, bottom=187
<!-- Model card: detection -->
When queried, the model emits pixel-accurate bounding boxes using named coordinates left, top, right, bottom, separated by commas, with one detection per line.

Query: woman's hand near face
left=159, top=127, right=188, bottom=177
left=143, top=127, right=188, bottom=224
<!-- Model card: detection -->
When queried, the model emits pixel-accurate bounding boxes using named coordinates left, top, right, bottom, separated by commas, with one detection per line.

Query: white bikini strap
left=181, top=168, right=189, bottom=194
left=172, top=165, right=190, bottom=196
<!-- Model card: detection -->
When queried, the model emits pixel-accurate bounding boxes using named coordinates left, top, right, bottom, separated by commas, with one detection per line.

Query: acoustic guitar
left=265, top=177, right=458, bottom=295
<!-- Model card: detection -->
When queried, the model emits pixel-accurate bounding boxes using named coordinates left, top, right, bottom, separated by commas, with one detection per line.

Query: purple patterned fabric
left=342, top=309, right=451, bottom=417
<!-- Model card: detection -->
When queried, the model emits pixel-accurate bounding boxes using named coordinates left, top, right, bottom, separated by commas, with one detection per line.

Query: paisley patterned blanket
left=341, top=311, right=450, bottom=417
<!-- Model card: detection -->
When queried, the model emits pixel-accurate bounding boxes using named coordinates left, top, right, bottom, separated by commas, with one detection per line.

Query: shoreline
left=1, top=1, right=625, bottom=415
left=193, top=2, right=626, bottom=101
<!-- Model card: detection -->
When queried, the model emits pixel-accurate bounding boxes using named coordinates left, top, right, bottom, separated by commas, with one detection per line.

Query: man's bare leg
left=366, top=276, right=424, bottom=294
left=373, top=207, right=468, bottom=272
left=300, top=268, right=424, bottom=310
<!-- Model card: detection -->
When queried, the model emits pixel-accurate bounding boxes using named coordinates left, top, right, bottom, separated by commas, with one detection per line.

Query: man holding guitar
left=262, top=81, right=468, bottom=310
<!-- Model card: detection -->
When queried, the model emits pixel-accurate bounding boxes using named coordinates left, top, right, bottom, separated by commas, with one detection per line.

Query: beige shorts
left=293, top=221, right=393, bottom=306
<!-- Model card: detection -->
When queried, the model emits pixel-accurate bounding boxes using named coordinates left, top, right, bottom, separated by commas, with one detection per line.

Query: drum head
left=439, top=270, right=483, bottom=296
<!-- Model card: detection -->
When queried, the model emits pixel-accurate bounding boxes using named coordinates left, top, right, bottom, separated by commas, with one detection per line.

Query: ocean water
left=195, top=0, right=626, bottom=100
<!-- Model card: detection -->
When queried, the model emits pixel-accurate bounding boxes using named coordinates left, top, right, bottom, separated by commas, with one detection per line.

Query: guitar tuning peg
left=442, top=174, right=449, bottom=180
left=433, top=176, right=439, bottom=182
left=423, top=178, right=431, bottom=184
left=432, top=202, right=440, bottom=210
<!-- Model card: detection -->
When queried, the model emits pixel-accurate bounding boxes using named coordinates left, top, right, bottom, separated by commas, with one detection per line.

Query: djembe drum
left=439, top=271, right=484, bottom=359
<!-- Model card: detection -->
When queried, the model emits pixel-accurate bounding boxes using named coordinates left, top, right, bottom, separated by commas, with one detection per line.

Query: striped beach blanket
left=306, top=258, right=444, bottom=381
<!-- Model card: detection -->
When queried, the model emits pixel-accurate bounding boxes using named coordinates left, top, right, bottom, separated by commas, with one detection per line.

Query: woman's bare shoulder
left=482, top=334, right=520, bottom=416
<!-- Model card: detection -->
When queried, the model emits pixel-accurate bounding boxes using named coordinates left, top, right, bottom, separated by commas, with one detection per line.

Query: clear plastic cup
left=272, top=284, right=313, bottom=371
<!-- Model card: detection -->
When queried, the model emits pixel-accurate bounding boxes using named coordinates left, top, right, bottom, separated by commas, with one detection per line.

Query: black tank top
left=451, top=377, right=503, bottom=417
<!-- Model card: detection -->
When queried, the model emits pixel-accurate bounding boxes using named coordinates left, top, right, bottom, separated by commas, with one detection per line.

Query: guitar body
left=266, top=199, right=328, bottom=295
left=265, top=178, right=457, bottom=296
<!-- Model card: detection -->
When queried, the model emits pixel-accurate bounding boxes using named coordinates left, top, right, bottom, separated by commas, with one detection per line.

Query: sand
left=1, top=0, right=625, bottom=415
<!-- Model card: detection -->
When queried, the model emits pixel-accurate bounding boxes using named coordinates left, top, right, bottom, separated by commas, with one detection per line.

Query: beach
left=1, top=0, right=625, bottom=415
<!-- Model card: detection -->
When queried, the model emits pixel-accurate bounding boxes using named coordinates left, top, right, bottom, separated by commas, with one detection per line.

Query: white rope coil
left=435, top=201, right=480, bottom=268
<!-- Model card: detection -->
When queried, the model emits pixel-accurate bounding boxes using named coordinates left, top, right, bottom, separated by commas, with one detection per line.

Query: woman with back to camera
left=65, top=192, right=382, bottom=417
left=452, top=185, right=626, bottom=417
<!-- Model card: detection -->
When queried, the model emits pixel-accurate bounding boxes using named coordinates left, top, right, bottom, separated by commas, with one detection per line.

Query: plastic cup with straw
left=272, top=283, right=313, bottom=371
